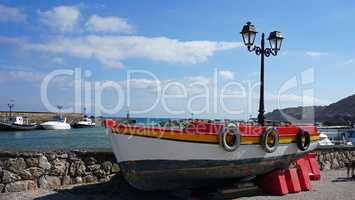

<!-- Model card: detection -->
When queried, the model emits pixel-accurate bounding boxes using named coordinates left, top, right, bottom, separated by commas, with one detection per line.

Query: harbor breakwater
left=0, top=111, right=88, bottom=123
left=0, top=146, right=354, bottom=193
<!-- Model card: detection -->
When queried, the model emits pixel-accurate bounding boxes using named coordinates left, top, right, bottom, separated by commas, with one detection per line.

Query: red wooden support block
left=297, top=165, right=311, bottom=191
left=257, top=169, right=289, bottom=195
left=307, top=153, right=321, bottom=180
left=296, top=157, right=311, bottom=175
left=285, top=168, right=301, bottom=193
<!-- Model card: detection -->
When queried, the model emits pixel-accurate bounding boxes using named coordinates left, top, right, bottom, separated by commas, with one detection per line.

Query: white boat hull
left=108, top=129, right=319, bottom=190
left=40, top=121, right=71, bottom=130
left=72, top=121, right=95, bottom=128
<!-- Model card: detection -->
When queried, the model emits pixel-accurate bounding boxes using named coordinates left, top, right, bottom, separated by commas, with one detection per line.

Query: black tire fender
left=296, top=129, right=311, bottom=151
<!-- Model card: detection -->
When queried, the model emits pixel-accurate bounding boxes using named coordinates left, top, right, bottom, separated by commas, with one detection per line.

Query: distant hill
left=265, top=94, right=355, bottom=125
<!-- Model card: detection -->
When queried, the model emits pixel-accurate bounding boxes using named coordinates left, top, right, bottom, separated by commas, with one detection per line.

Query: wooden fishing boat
left=0, top=116, right=38, bottom=131
left=104, top=120, right=320, bottom=191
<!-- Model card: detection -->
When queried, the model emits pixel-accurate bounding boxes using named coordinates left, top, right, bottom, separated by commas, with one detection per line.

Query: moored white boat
left=105, top=120, right=320, bottom=191
left=40, top=116, right=71, bottom=130
left=72, top=116, right=95, bottom=128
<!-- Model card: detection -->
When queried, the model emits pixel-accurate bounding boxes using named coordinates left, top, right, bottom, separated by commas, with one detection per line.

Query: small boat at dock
left=0, top=101, right=38, bottom=131
left=72, top=116, right=95, bottom=128
left=40, top=105, right=71, bottom=130
left=40, top=116, right=71, bottom=130
left=0, top=116, right=38, bottom=131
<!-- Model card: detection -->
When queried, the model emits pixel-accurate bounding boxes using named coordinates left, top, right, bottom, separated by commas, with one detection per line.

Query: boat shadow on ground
left=331, top=176, right=355, bottom=183
left=32, top=173, right=268, bottom=200
left=33, top=174, right=186, bottom=200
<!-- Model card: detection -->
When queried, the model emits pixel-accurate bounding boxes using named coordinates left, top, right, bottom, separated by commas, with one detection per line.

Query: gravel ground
left=1, top=170, right=354, bottom=200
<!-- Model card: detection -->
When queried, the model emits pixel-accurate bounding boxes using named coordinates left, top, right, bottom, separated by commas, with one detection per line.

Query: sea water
left=0, top=117, right=171, bottom=151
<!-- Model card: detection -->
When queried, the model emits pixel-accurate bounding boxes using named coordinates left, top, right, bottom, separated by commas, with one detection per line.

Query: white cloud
left=185, top=76, right=210, bottom=84
left=342, top=59, right=354, bottom=65
left=7, top=70, right=44, bottom=82
left=218, top=70, right=234, bottom=81
left=125, top=78, right=161, bottom=90
left=0, top=70, right=74, bottom=88
left=305, top=51, right=328, bottom=57
left=86, top=15, right=134, bottom=33
left=24, top=35, right=241, bottom=68
left=38, top=6, right=80, bottom=32
left=0, top=4, right=26, bottom=22
left=51, top=57, right=64, bottom=64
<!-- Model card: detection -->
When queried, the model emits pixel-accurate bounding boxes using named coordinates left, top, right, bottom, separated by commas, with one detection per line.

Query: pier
left=0, top=111, right=84, bottom=124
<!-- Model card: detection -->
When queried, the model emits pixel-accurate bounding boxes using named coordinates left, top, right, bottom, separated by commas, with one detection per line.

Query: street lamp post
left=240, top=22, right=284, bottom=126
left=7, top=100, right=15, bottom=120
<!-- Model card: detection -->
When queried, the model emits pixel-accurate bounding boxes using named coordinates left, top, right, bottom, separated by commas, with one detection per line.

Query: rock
left=98, top=177, right=110, bottom=183
left=46, top=153, right=57, bottom=161
left=69, top=160, right=86, bottom=177
left=57, top=153, right=68, bottom=159
left=108, top=174, right=116, bottom=180
left=2, top=170, right=21, bottom=183
left=16, top=169, right=33, bottom=180
left=62, top=175, right=71, bottom=185
left=83, top=175, right=97, bottom=183
left=331, top=159, right=340, bottom=169
left=38, top=156, right=51, bottom=170
left=102, top=161, right=112, bottom=172
left=0, top=166, right=2, bottom=179
left=318, top=154, right=323, bottom=162
left=0, top=184, right=4, bottom=193
left=325, top=153, right=331, bottom=161
left=26, top=167, right=45, bottom=178
left=346, top=152, right=352, bottom=159
left=74, top=176, right=83, bottom=184
left=68, top=153, right=79, bottom=161
left=94, top=169, right=106, bottom=178
left=25, top=157, right=39, bottom=168
left=4, top=180, right=37, bottom=193
left=111, top=163, right=120, bottom=173
left=323, top=160, right=331, bottom=170
left=5, top=158, right=27, bottom=172
left=87, top=164, right=101, bottom=172
left=86, top=157, right=97, bottom=165
left=39, top=175, right=61, bottom=189
left=50, top=159, right=67, bottom=176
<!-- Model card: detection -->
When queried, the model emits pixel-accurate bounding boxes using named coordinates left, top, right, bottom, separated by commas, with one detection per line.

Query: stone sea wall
left=315, top=146, right=355, bottom=171
left=1, top=146, right=355, bottom=193
left=0, top=151, right=119, bottom=193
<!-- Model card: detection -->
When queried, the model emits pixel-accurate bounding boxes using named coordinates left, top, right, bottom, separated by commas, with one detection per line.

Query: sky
left=0, top=0, right=355, bottom=119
